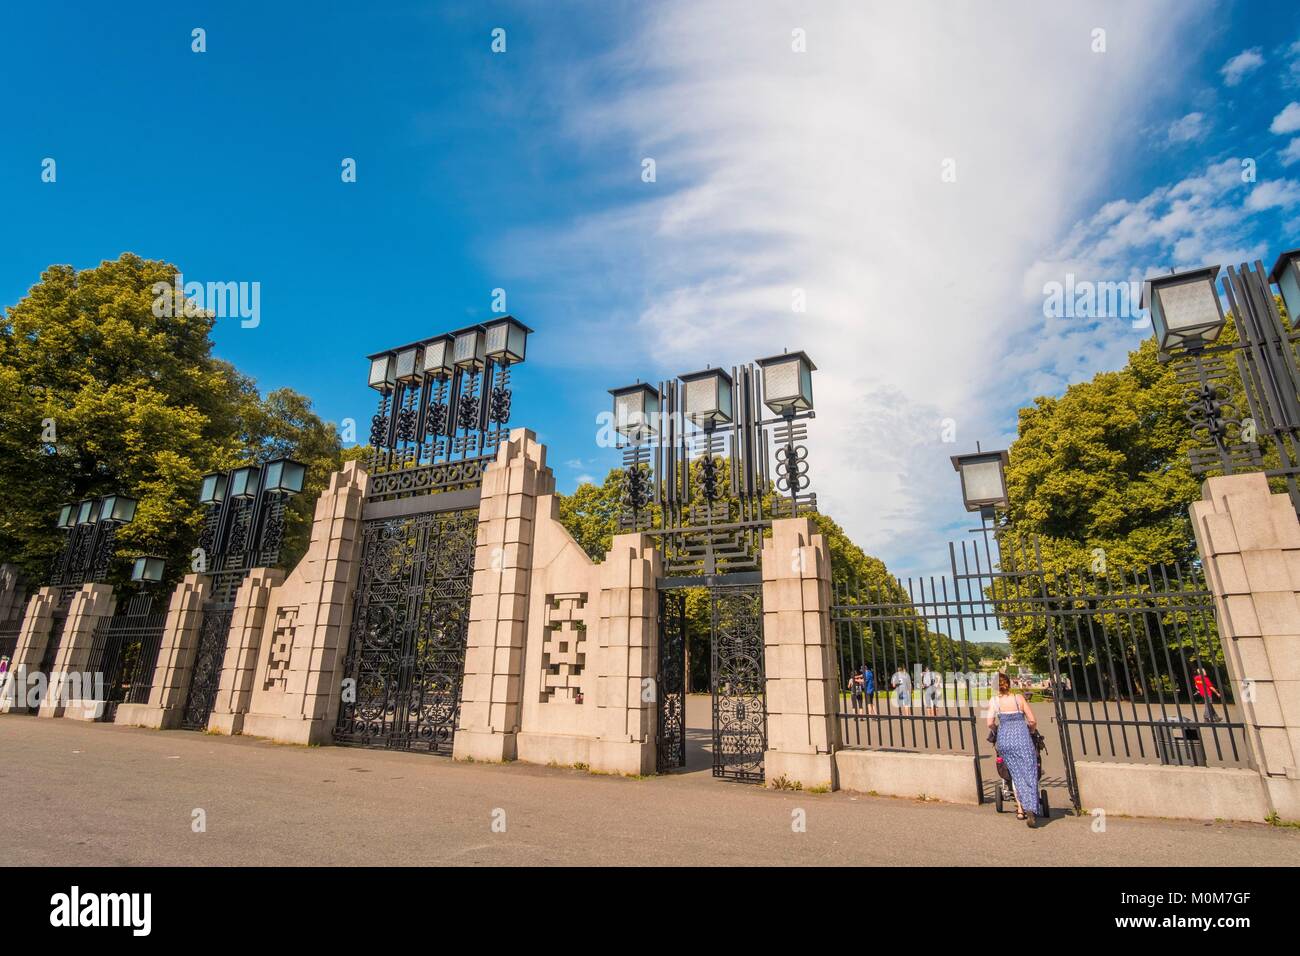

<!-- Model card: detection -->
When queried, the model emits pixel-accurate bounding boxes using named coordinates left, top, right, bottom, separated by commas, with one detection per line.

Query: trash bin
left=1153, top=716, right=1207, bottom=767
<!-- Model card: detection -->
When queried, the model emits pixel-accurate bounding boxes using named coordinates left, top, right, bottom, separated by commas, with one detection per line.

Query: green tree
left=0, top=254, right=341, bottom=585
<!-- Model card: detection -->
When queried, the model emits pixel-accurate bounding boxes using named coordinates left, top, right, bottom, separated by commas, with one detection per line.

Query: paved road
left=1, top=714, right=1295, bottom=867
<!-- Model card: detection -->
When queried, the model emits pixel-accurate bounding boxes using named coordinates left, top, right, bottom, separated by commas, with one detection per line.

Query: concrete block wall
left=1192, top=472, right=1300, bottom=821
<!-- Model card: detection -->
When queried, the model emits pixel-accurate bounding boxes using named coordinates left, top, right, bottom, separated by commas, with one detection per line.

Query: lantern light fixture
left=75, top=500, right=98, bottom=525
left=609, top=383, right=661, bottom=441
left=484, top=316, right=532, bottom=367
left=130, top=555, right=166, bottom=584
left=1142, top=265, right=1227, bottom=353
left=756, top=350, right=816, bottom=416
left=199, top=472, right=228, bottom=505
left=228, top=465, right=261, bottom=500
left=263, top=458, right=307, bottom=495
left=452, top=326, right=487, bottom=370
left=393, top=345, right=424, bottom=384
left=98, top=495, right=138, bottom=524
left=951, top=449, right=1010, bottom=513
left=56, top=503, right=76, bottom=530
left=367, top=354, right=396, bottom=391
left=679, top=367, right=734, bottom=429
left=1269, top=248, right=1300, bottom=326
left=422, top=335, right=454, bottom=379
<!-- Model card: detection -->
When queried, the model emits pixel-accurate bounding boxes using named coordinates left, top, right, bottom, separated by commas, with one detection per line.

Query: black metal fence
left=85, top=592, right=166, bottom=721
left=832, top=529, right=1249, bottom=811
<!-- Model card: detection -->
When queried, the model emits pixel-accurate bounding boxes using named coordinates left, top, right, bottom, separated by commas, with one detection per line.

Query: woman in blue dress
left=987, top=672, right=1041, bottom=828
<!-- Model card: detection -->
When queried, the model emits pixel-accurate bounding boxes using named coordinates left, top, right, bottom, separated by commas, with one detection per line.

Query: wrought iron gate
left=710, top=583, right=766, bottom=782
left=182, top=604, right=233, bottom=730
left=333, top=508, right=478, bottom=753
left=85, top=592, right=166, bottom=722
left=655, top=591, right=687, bottom=773
left=655, top=581, right=766, bottom=782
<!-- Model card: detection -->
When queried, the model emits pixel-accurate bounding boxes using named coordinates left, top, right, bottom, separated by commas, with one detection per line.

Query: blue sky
left=3, top=1, right=1300, bottom=580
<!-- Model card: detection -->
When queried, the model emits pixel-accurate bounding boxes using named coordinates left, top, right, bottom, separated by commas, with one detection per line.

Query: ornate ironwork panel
left=181, top=604, right=234, bottom=730
left=85, top=593, right=166, bottom=722
left=710, top=584, right=766, bottom=782
left=655, top=591, right=687, bottom=773
left=333, top=508, right=478, bottom=754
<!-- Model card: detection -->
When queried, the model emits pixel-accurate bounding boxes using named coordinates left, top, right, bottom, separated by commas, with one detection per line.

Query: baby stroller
left=993, top=728, right=1050, bottom=819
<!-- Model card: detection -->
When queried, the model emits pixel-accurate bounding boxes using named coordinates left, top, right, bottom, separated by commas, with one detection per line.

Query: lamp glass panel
left=105, top=496, right=137, bottom=523
left=394, top=346, right=422, bottom=382
left=199, top=473, right=227, bottom=505
left=57, top=504, right=74, bottom=529
left=229, top=466, right=260, bottom=498
left=717, top=376, right=733, bottom=422
left=76, top=500, right=95, bottom=525
left=614, top=389, right=659, bottom=437
left=485, top=322, right=508, bottom=358
left=368, top=356, right=395, bottom=390
left=1279, top=258, right=1300, bottom=326
left=132, top=556, right=165, bottom=583
left=762, top=357, right=800, bottom=406
left=423, top=338, right=452, bottom=376
left=454, top=329, right=485, bottom=367
left=684, top=375, right=718, bottom=419
left=1155, top=279, right=1223, bottom=341
left=962, top=460, right=1006, bottom=505
left=266, top=460, right=306, bottom=494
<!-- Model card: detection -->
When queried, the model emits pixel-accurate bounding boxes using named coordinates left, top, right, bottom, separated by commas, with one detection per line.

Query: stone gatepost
left=589, top=533, right=659, bottom=775
left=454, top=429, right=553, bottom=762
left=207, top=568, right=285, bottom=736
left=1192, top=472, right=1300, bottom=820
left=760, top=517, right=838, bottom=790
left=0, top=587, right=59, bottom=714
left=240, top=460, right=368, bottom=744
left=114, top=574, right=210, bottom=729
left=43, top=584, right=116, bottom=720
left=0, top=564, right=28, bottom=623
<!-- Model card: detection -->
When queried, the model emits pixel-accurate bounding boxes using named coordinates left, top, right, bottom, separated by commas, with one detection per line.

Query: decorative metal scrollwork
left=334, top=509, right=478, bottom=754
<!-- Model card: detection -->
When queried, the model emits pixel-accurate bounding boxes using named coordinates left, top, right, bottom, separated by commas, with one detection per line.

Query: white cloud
left=1220, top=47, right=1264, bottom=86
left=1244, top=178, right=1300, bottom=211
left=1271, top=102, right=1300, bottom=135
left=1281, top=138, right=1300, bottom=166
left=492, top=0, right=1215, bottom=576
left=1167, top=111, right=1208, bottom=144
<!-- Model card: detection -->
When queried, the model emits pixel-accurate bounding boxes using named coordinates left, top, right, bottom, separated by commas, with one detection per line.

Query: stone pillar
left=0, top=563, right=27, bottom=623
left=241, top=460, right=368, bottom=744
left=114, top=574, right=210, bottom=730
left=1192, top=472, right=1300, bottom=820
left=760, top=517, right=838, bottom=790
left=589, top=533, right=659, bottom=775
left=0, top=588, right=59, bottom=714
left=43, top=583, right=116, bottom=720
left=208, top=568, right=285, bottom=736
left=454, top=429, right=553, bottom=762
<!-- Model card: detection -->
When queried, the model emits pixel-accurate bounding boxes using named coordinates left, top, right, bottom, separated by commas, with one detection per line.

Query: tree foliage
left=0, top=254, right=341, bottom=585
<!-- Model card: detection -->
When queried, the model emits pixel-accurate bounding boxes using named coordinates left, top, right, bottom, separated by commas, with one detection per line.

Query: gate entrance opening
left=656, top=575, right=766, bottom=783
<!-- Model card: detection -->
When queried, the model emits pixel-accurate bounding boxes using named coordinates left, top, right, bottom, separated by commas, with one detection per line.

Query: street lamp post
left=362, top=318, right=532, bottom=502
left=1146, top=257, right=1300, bottom=512
left=607, top=351, right=817, bottom=577
left=49, top=494, right=138, bottom=588
left=195, top=457, right=306, bottom=593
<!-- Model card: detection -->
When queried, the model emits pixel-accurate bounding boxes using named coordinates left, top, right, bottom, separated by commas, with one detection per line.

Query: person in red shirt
left=1193, top=668, right=1222, bottom=723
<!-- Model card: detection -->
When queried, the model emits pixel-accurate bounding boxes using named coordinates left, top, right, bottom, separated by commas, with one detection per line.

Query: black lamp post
left=50, top=494, right=138, bottom=588
left=1147, top=256, right=1300, bottom=512
left=607, top=351, right=817, bottom=577
left=195, top=458, right=306, bottom=583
